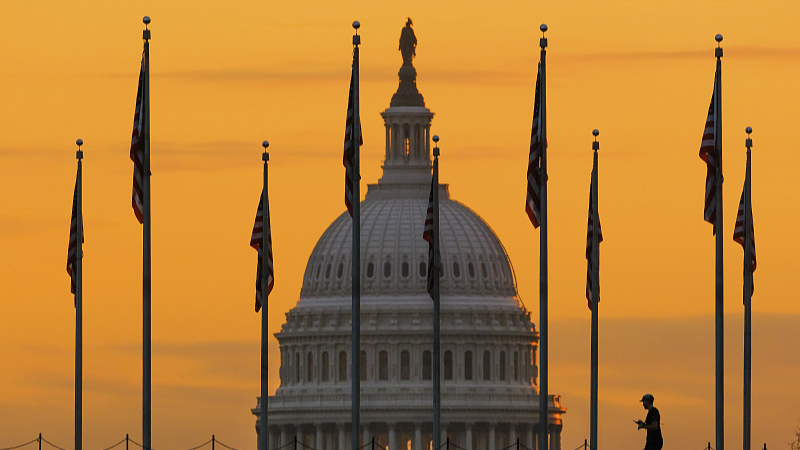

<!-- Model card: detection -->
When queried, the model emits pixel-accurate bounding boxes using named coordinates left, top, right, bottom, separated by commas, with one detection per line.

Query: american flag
left=66, top=176, right=83, bottom=300
left=251, top=191, right=274, bottom=312
left=130, top=56, right=145, bottom=224
left=585, top=180, right=602, bottom=311
left=699, top=75, right=718, bottom=232
left=525, top=63, right=543, bottom=228
left=423, top=175, right=436, bottom=299
left=343, top=50, right=362, bottom=217
left=733, top=188, right=756, bottom=295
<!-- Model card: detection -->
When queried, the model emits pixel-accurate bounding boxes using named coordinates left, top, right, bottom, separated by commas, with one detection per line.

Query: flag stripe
left=526, top=63, right=543, bottom=228
left=424, top=175, right=436, bottom=298
left=699, top=75, right=717, bottom=231
left=67, top=176, right=83, bottom=299
left=130, top=56, right=145, bottom=224
left=585, top=180, right=602, bottom=311
left=733, top=188, right=756, bottom=294
left=252, top=191, right=275, bottom=312
left=343, top=50, right=363, bottom=217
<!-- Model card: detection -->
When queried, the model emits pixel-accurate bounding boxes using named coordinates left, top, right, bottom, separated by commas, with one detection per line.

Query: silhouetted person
left=636, top=394, right=663, bottom=450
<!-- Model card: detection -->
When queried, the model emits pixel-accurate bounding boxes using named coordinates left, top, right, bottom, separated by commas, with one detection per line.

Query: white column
left=338, top=424, right=346, bottom=450
left=281, top=427, right=289, bottom=448
left=526, top=426, right=533, bottom=450
left=316, top=424, right=324, bottom=450
left=489, top=424, right=496, bottom=450
left=465, top=423, right=473, bottom=450
left=414, top=424, right=422, bottom=450
left=385, top=124, right=391, bottom=162
left=389, top=423, right=396, bottom=450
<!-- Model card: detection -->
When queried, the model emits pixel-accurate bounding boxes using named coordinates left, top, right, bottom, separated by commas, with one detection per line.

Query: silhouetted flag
left=424, top=176, right=436, bottom=299
left=251, top=191, right=274, bottom=312
left=343, top=53, right=363, bottom=217
left=733, top=189, right=756, bottom=295
left=699, top=75, right=718, bottom=232
left=526, top=63, right=543, bottom=228
left=585, top=181, right=602, bottom=310
left=67, top=176, right=83, bottom=300
left=130, top=56, right=145, bottom=224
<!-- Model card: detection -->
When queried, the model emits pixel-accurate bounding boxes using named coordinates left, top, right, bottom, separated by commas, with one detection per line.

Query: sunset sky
left=2, top=1, right=799, bottom=450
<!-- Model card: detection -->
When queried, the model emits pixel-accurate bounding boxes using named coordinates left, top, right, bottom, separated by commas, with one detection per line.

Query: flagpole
left=713, top=34, right=724, bottom=450
left=432, top=136, right=441, bottom=450
left=590, top=130, right=600, bottom=450
left=743, top=127, right=753, bottom=450
left=350, top=21, right=362, bottom=450
left=260, top=141, right=270, bottom=450
left=142, top=16, right=152, bottom=450
left=537, top=23, right=549, bottom=450
left=75, top=138, right=84, bottom=450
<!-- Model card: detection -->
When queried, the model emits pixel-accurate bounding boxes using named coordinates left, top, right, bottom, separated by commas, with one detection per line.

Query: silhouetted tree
left=791, top=422, right=800, bottom=450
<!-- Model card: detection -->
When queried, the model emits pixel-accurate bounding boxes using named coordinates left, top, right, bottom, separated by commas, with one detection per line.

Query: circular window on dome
left=383, top=261, right=392, bottom=278
left=337, top=262, right=344, bottom=279
left=325, top=263, right=332, bottom=279
left=366, top=262, right=375, bottom=279
left=468, top=262, right=476, bottom=279
left=402, top=261, right=410, bottom=278
left=452, top=261, right=461, bottom=279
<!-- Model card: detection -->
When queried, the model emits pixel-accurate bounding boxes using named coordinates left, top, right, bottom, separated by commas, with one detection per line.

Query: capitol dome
left=255, top=20, right=565, bottom=450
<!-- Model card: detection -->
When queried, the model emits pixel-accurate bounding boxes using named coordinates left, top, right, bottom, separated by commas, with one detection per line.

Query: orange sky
left=1, top=1, right=799, bottom=450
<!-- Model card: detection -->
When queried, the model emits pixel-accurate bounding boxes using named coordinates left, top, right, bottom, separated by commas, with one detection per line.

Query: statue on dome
left=399, top=18, right=417, bottom=66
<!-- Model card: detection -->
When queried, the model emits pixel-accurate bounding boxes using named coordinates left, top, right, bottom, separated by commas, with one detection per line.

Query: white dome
left=299, top=187, right=519, bottom=306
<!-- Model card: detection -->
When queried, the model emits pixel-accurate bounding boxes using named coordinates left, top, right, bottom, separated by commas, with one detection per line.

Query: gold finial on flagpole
left=592, top=129, right=599, bottom=151
left=262, top=140, right=270, bottom=162
left=143, top=16, right=151, bottom=40
left=353, top=21, right=361, bottom=45
left=745, top=127, right=752, bottom=150
left=76, top=139, right=83, bottom=160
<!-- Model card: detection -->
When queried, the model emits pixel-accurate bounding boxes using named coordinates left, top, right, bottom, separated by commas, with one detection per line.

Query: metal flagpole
left=432, top=136, right=441, bottom=450
left=260, top=141, right=271, bottom=450
left=743, top=127, right=753, bottom=450
left=75, top=138, right=84, bottom=450
left=142, top=16, right=152, bottom=450
left=538, top=23, right=549, bottom=450
left=714, top=33, right=724, bottom=450
left=351, top=20, right=362, bottom=450
left=590, top=130, right=600, bottom=450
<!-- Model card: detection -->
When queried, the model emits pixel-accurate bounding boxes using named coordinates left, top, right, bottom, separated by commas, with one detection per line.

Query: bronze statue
left=399, top=18, right=416, bottom=66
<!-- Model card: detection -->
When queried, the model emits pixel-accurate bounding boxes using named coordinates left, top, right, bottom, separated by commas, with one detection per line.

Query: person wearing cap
left=636, top=394, right=663, bottom=450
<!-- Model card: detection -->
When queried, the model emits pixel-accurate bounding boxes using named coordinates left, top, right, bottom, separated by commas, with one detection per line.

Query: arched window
left=444, top=350, right=453, bottom=380
left=423, top=350, right=432, bottom=380
left=403, top=137, right=410, bottom=158
left=322, top=351, right=330, bottom=382
left=379, top=350, right=389, bottom=381
left=452, top=262, right=461, bottom=279
left=464, top=351, right=473, bottom=380
left=481, top=262, right=488, bottom=278
left=307, top=351, right=314, bottom=382
left=499, top=350, right=507, bottom=381
left=367, top=262, right=375, bottom=278
left=383, top=261, right=392, bottom=278
left=468, top=262, right=476, bottom=279
left=402, top=261, right=410, bottom=278
left=514, top=351, right=519, bottom=381
left=325, top=263, right=332, bottom=279
left=295, top=352, right=300, bottom=383
left=483, top=350, right=491, bottom=381
left=337, top=262, right=344, bottom=279
left=419, top=261, right=426, bottom=278
left=400, top=350, right=410, bottom=380
left=360, top=350, right=367, bottom=381
left=338, top=351, right=347, bottom=382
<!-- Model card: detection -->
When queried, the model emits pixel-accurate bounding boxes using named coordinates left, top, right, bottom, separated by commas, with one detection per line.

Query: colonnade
left=267, top=422, right=562, bottom=450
